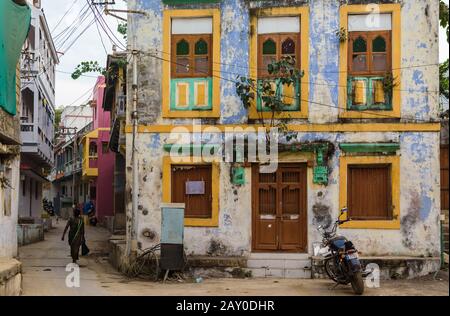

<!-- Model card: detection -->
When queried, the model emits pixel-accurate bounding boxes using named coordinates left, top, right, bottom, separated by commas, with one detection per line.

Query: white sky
left=42, top=0, right=449, bottom=108
left=41, top=0, right=127, bottom=108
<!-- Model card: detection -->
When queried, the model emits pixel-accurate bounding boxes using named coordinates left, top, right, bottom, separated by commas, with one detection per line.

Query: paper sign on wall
left=186, top=181, right=205, bottom=195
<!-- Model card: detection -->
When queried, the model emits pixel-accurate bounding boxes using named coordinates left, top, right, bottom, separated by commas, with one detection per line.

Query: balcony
left=62, top=158, right=82, bottom=178
left=82, top=129, right=100, bottom=178
left=20, top=108, right=54, bottom=167
left=20, top=123, right=35, bottom=143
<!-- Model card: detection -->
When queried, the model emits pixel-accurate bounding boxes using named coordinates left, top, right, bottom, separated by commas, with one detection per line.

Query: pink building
left=81, top=76, right=114, bottom=223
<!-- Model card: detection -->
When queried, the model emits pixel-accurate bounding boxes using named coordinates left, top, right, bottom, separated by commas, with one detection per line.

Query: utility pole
left=128, top=50, right=139, bottom=258
left=91, top=0, right=147, bottom=22
left=72, top=128, right=78, bottom=207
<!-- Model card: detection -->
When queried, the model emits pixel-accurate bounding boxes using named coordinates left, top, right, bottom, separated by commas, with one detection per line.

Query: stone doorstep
left=0, top=259, right=22, bottom=283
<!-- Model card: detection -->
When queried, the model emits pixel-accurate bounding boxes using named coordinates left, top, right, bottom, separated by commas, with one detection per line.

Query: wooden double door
left=252, top=163, right=307, bottom=252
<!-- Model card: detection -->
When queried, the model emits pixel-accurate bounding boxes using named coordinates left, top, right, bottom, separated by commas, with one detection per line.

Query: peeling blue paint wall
left=125, top=0, right=441, bottom=259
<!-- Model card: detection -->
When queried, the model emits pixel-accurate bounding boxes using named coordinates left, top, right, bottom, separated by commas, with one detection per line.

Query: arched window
left=194, top=38, right=210, bottom=75
left=195, top=39, right=208, bottom=55
left=172, top=35, right=212, bottom=78
left=262, top=38, right=276, bottom=55
left=372, top=36, right=386, bottom=52
left=372, top=36, right=388, bottom=72
left=349, top=31, right=391, bottom=75
left=176, top=39, right=189, bottom=55
left=89, top=142, right=97, bottom=157
left=353, top=36, right=367, bottom=53
left=281, top=38, right=295, bottom=55
left=351, top=36, right=368, bottom=73
left=175, top=39, right=190, bottom=75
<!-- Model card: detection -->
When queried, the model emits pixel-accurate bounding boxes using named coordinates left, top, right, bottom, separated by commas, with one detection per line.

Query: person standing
left=61, top=208, right=85, bottom=264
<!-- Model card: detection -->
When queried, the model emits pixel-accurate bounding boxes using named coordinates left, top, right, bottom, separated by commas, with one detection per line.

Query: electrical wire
left=53, top=4, right=91, bottom=46
left=88, top=1, right=109, bottom=55
left=146, top=52, right=440, bottom=123
left=51, top=0, right=80, bottom=34
left=151, top=48, right=440, bottom=94
left=90, top=4, right=126, bottom=50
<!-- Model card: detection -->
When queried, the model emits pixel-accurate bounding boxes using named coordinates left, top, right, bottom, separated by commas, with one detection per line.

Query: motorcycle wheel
left=324, top=258, right=339, bottom=283
left=350, top=271, right=365, bottom=295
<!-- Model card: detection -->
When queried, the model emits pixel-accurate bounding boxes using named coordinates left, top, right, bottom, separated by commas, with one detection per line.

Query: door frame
left=251, top=163, right=308, bottom=253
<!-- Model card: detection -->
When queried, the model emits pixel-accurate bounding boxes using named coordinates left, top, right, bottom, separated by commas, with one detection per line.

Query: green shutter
left=347, top=76, right=392, bottom=111
left=256, top=79, right=300, bottom=112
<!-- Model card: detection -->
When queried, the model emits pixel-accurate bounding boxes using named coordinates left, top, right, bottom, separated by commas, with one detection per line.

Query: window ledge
left=339, top=110, right=400, bottom=119
left=339, top=219, right=400, bottom=230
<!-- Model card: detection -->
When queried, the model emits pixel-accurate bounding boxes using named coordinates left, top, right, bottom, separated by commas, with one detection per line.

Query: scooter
left=317, top=207, right=370, bottom=295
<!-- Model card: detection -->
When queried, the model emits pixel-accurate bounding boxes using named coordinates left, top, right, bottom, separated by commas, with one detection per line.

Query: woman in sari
left=61, top=208, right=85, bottom=263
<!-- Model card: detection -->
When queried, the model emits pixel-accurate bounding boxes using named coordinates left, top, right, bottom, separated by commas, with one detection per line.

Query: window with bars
left=257, top=34, right=301, bottom=111
left=347, top=164, right=393, bottom=220
left=347, top=27, right=393, bottom=110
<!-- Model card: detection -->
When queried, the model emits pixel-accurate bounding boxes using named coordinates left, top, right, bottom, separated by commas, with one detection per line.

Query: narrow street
left=18, top=221, right=449, bottom=296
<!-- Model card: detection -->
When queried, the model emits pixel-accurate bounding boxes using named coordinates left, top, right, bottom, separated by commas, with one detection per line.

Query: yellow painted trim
left=339, top=4, right=401, bottom=119
left=162, top=9, right=221, bottom=118
left=125, top=122, right=440, bottom=133
left=81, top=128, right=109, bottom=178
left=162, top=156, right=220, bottom=227
left=339, top=155, right=400, bottom=229
left=249, top=7, right=309, bottom=119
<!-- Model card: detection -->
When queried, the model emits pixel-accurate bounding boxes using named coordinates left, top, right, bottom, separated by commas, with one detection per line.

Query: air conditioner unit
left=116, top=95, right=126, bottom=118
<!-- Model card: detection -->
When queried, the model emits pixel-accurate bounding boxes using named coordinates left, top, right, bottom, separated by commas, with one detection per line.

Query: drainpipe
left=127, top=50, right=139, bottom=258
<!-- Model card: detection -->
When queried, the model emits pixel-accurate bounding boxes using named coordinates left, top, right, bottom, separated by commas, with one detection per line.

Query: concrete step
left=247, top=253, right=311, bottom=279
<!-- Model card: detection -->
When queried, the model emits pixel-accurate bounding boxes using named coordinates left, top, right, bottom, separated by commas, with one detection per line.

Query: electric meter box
left=160, top=203, right=185, bottom=270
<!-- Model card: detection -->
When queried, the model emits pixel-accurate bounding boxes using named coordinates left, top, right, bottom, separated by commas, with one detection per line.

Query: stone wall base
left=17, top=224, right=44, bottom=246
left=311, top=256, right=441, bottom=280
left=0, top=259, right=22, bottom=296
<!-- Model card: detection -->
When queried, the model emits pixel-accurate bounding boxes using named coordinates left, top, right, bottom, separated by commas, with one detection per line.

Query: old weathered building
left=52, top=77, right=114, bottom=227
left=19, top=0, right=59, bottom=222
left=120, top=0, right=442, bottom=278
left=0, top=0, right=31, bottom=296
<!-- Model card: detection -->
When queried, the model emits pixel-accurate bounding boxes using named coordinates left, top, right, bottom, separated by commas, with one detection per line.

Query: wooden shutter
left=348, top=164, right=392, bottom=220
left=258, top=33, right=300, bottom=78
left=171, top=165, right=212, bottom=218
left=348, top=31, right=391, bottom=76
left=171, top=34, right=212, bottom=78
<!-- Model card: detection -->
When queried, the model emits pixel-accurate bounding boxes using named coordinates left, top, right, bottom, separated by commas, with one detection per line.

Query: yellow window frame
left=162, top=156, right=220, bottom=227
left=249, top=7, right=309, bottom=120
left=339, top=155, right=400, bottom=229
left=339, top=4, right=401, bottom=119
left=162, top=9, right=221, bottom=118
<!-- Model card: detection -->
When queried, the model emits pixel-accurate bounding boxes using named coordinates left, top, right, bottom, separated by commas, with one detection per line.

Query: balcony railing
left=20, top=123, right=35, bottom=144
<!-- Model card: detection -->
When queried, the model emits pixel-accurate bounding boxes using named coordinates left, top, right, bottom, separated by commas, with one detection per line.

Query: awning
left=0, top=1, right=31, bottom=115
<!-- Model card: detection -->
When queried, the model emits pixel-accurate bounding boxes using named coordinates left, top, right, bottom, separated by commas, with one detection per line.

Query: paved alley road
left=18, top=220, right=449, bottom=296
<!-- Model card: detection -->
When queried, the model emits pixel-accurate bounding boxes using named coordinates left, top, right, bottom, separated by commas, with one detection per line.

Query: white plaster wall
left=0, top=157, right=20, bottom=258
left=130, top=131, right=440, bottom=257
left=18, top=176, right=43, bottom=219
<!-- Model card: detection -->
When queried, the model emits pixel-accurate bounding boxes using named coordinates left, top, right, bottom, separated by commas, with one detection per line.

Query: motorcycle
left=317, top=207, right=370, bottom=295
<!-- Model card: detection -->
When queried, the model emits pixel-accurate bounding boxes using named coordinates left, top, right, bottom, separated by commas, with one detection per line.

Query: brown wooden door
left=252, top=164, right=307, bottom=252
left=171, top=165, right=212, bottom=218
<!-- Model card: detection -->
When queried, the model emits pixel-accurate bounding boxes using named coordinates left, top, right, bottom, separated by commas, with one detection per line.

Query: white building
left=19, top=0, right=59, bottom=220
